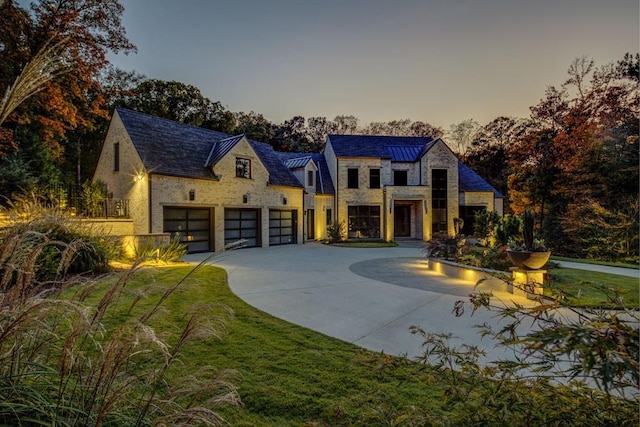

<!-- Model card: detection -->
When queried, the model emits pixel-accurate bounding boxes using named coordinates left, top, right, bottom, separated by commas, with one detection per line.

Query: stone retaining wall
left=426, top=258, right=512, bottom=293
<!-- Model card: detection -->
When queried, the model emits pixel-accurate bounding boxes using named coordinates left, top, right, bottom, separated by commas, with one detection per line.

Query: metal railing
left=42, top=185, right=130, bottom=219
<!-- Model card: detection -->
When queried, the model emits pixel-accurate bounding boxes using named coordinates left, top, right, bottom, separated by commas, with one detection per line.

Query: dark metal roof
left=116, top=107, right=302, bottom=188
left=385, top=145, right=424, bottom=162
left=327, top=134, right=436, bottom=159
left=458, top=162, right=504, bottom=198
left=205, top=134, right=245, bottom=167
left=284, top=156, right=312, bottom=169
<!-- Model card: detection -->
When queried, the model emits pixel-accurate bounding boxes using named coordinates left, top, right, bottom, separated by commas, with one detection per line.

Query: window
left=113, top=143, right=120, bottom=172
left=369, top=169, right=380, bottom=188
left=393, top=170, right=408, bottom=186
left=432, top=169, right=448, bottom=233
left=347, top=168, right=359, bottom=188
left=307, top=170, right=314, bottom=187
left=326, top=208, right=332, bottom=225
left=236, top=158, right=251, bottom=178
left=348, top=205, right=381, bottom=238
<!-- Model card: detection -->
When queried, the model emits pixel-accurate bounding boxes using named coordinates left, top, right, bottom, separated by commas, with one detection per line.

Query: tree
left=233, top=110, right=276, bottom=143
left=446, top=119, right=480, bottom=154
left=116, top=79, right=235, bottom=133
left=0, top=0, right=135, bottom=196
left=306, top=116, right=336, bottom=151
left=333, top=115, right=358, bottom=134
left=409, top=120, right=444, bottom=139
left=273, top=116, right=310, bottom=152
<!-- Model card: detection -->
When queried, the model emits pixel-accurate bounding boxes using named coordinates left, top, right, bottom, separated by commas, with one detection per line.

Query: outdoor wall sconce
left=133, top=172, right=144, bottom=182
left=189, top=189, right=196, bottom=201
left=282, top=195, right=287, bottom=205
left=243, top=193, right=249, bottom=203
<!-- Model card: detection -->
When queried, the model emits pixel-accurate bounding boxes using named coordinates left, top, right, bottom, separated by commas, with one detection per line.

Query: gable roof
left=115, top=107, right=302, bottom=188
left=276, top=152, right=335, bottom=195
left=327, top=135, right=436, bottom=159
left=248, top=140, right=304, bottom=188
left=458, top=162, right=504, bottom=198
left=284, top=155, right=313, bottom=169
left=205, top=134, right=245, bottom=168
left=116, top=107, right=226, bottom=180
left=311, top=153, right=335, bottom=195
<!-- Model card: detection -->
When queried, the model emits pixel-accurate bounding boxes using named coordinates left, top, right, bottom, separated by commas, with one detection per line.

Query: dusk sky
left=107, top=0, right=638, bottom=129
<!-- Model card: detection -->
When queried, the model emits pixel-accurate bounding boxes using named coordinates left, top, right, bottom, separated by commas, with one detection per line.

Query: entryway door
left=306, top=209, right=315, bottom=239
left=394, top=205, right=411, bottom=238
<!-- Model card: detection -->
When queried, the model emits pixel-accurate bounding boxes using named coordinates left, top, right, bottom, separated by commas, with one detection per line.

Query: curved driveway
left=186, top=242, right=536, bottom=361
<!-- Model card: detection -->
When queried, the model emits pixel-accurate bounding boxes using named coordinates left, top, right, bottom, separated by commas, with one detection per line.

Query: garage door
left=269, top=209, right=296, bottom=245
left=163, top=207, right=212, bottom=253
left=225, top=209, right=260, bottom=248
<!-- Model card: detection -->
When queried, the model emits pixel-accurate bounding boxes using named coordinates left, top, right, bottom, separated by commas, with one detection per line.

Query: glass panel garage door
left=269, top=209, right=296, bottom=245
left=163, top=207, right=211, bottom=253
left=225, top=209, right=260, bottom=248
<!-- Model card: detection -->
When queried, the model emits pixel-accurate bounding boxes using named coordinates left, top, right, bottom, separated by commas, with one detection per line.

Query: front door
left=394, top=205, right=411, bottom=238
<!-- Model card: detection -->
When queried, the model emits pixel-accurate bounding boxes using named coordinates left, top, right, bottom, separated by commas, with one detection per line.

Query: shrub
left=0, top=225, right=239, bottom=425
left=407, top=279, right=639, bottom=425
left=127, top=235, right=187, bottom=263
left=327, top=220, right=346, bottom=243
left=424, top=232, right=466, bottom=260
left=1, top=211, right=115, bottom=286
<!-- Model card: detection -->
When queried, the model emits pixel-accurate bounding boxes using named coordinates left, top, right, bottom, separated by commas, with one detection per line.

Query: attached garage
left=225, top=209, right=260, bottom=248
left=269, top=209, right=297, bottom=245
left=163, top=207, right=213, bottom=253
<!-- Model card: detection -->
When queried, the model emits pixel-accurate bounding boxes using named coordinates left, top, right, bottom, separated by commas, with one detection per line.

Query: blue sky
left=105, top=1, right=637, bottom=127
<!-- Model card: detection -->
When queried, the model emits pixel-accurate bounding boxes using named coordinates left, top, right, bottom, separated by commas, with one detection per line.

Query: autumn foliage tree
left=507, top=55, right=639, bottom=261
left=0, top=0, right=135, bottom=194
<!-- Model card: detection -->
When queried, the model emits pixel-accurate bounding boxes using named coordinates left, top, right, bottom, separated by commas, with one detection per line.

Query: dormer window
left=307, top=170, right=314, bottom=187
left=236, top=158, right=251, bottom=179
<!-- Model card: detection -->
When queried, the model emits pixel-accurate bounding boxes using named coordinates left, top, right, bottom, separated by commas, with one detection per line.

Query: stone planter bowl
left=506, top=250, right=551, bottom=270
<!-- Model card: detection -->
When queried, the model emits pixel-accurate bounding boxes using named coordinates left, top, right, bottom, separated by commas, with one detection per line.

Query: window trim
left=113, top=142, right=120, bottom=172
left=236, top=157, right=252, bottom=179
left=393, top=170, right=408, bottom=186
left=347, top=168, right=359, bottom=189
left=369, top=168, right=381, bottom=189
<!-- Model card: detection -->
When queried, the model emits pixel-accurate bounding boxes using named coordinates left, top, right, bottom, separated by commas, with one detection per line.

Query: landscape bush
left=0, top=213, right=239, bottom=425
left=406, top=279, right=639, bottom=426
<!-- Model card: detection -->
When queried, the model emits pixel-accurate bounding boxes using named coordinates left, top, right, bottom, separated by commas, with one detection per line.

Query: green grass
left=68, top=263, right=637, bottom=425
left=551, top=256, right=639, bottom=269
left=81, top=264, right=444, bottom=426
left=546, top=266, right=639, bottom=309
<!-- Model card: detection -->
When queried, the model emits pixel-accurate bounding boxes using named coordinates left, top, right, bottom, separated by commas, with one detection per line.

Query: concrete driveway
left=185, top=242, right=537, bottom=362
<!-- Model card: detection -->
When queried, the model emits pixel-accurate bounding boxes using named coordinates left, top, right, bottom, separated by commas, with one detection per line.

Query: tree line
left=1, top=0, right=637, bottom=261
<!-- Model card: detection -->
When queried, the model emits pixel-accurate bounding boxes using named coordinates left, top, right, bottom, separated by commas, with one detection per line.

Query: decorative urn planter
left=506, top=250, right=551, bottom=270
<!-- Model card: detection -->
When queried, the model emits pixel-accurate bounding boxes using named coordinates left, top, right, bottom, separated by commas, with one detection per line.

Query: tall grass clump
left=0, top=212, right=240, bottom=425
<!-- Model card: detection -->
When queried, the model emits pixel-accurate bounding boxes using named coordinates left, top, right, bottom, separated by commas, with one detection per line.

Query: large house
left=93, top=108, right=503, bottom=252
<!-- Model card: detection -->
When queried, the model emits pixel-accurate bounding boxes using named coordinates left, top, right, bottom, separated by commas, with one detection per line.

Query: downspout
left=335, top=158, right=339, bottom=226
left=148, top=173, right=153, bottom=234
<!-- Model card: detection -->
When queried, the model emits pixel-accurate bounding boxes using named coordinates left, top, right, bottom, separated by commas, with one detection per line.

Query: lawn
left=546, top=266, right=639, bottom=309
left=551, top=255, right=639, bottom=269
left=82, top=264, right=443, bottom=426
left=70, top=263, right=637, bottom=426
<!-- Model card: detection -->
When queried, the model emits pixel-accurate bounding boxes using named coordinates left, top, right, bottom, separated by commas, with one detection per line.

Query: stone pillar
left=510, top=267, right=546, bottom=300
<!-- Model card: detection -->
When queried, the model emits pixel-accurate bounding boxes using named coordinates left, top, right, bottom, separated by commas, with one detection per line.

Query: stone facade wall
left=74, top=218, right=134, bottom=236
left=92, top=112, right=149, bottom=234
left=336, top=157, right=385, bottom=237
left=425, top=141, right=459, bottom=238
